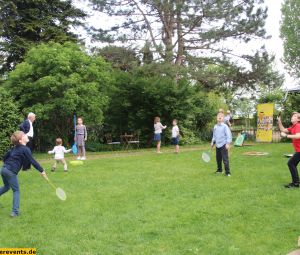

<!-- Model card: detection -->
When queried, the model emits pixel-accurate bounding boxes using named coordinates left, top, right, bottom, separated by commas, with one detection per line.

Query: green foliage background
left=4, top=42, right=112, bottom=150
left=0, top=88, right=22, bottom=157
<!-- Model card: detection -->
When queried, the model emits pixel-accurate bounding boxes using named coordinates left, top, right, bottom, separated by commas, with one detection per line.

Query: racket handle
left=43, top=174, right=49, bottom=181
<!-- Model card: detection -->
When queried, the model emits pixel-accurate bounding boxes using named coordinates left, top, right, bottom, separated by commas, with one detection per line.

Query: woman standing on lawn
left=278, top=112, right=300, bottom=188
left=154, top=117, right=167, bottom=153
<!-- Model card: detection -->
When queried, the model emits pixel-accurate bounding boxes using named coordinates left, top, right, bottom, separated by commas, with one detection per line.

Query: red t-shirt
left=287, top=123, right=300, bottom=152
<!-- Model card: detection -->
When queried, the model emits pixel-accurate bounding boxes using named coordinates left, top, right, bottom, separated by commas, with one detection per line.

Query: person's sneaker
left=215, top=171, right=222, bottom=174
left=51, top=167, right=56, bottom=172
left=284, top=183, right=299, bottom=188
left=10, top=212, right=18, bottom=217
left=77, top=156, right=81, bottom=160
left=225, top=173, right=231, bottom=177
left=81, top=156, right=86, bottom=160
left=64, top=170, right=68, bottom=172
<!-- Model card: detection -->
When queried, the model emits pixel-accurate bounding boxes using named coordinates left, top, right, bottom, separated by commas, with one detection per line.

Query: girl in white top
left=48, top=138, right=71, bottom=172
left=154, top=117, right=167, bottom=153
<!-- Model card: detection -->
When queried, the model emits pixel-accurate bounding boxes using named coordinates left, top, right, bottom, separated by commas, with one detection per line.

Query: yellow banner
left=0, top=248, right=36, bottom=254
left=256, top=103, right=274, bottom=142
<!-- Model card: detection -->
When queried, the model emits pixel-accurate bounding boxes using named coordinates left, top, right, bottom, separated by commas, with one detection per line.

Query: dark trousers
left=26, top=136, right=33, bottom=152
left=216, top=145, right=230, bottom=174
left=288, top=152, right=300, bottom=184
left=23, top=137, right=33, bottom=170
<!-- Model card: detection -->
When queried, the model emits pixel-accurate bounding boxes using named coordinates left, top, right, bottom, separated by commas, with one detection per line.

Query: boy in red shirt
left=278, top=112, right=300, bottom=188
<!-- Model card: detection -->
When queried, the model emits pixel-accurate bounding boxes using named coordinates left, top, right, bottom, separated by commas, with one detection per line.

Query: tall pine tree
left=90, top=0, right=267, bottom=66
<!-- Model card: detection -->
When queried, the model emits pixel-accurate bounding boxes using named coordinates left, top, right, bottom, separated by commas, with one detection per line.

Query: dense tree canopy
left=280, top=0, right=300, bottom=79
left=95, top=46, right=141, bottom=71
left=0, top=0, right=86, bottom=74
left=5, top=42, right=112, bottom=149
left=105, top=65, right=223, bottom=145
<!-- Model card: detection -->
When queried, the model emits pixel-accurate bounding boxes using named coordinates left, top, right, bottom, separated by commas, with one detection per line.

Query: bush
left=0, top=88, right=22, bottom=157
left=104, top=68, right=219, bottom=146
left=5, top=42, right=113, bottom=151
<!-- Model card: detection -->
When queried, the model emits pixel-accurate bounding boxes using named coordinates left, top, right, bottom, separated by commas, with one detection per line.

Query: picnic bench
left=120, top=133, right=140, bottom=150
left=105, top=134, right=121, bottom=150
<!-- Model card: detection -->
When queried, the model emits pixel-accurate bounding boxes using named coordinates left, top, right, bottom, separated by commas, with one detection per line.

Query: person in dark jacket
left=19, top=112, right=36, bottom=170
left=19, top=112, right=36, bottom=152
left=0, top=131, right=47, bottom=217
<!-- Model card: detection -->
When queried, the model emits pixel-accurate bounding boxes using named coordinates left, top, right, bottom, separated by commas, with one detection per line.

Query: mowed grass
left=0, top=143, right=299, bottom=255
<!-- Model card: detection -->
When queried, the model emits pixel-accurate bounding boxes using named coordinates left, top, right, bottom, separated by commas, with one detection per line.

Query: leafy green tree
left=105, top=66, right=219, bottom=145
left=280, top=93, right=300, bottom=127
left=280, top=0, right=300, bottom=79
left=0, top=0, right=86, bottom=74
left=5, top=42, right=112, bottom=150
left=189, top=50, right=284, bottom=101
left=231, top=98, right=256, bottom=127
left=0, top=88, right=22, bottom=157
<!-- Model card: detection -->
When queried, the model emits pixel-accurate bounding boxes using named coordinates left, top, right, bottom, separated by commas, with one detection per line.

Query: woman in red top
left=278, top=112, right=300, bottom=188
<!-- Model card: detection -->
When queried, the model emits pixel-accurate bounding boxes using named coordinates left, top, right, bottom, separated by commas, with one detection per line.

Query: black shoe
left=225, top=173, right=231, bottom=177
left=284, top=183, right=299, bottom=188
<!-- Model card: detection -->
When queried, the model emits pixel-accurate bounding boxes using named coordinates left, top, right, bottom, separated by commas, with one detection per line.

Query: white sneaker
left=81, top=156, right=86, bottom=160
left=77, top=156, right=81, bottom=160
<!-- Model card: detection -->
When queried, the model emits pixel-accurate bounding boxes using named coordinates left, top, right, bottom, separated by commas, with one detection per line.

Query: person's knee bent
left=2, top=186, right=10, bottom=193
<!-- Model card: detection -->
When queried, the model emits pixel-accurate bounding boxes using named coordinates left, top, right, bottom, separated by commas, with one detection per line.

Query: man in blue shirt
left=211, top=113, right=232, bottom=176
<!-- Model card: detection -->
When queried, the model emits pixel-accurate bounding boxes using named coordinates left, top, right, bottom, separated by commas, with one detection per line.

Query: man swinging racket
left=278, top=112, right=300, bottom=188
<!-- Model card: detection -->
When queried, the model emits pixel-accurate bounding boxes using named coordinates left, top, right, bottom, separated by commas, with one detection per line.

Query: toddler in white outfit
left=48, top=138, right=71, bottom=172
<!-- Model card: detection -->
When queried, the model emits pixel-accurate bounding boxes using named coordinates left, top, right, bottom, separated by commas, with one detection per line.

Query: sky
left=75, top=0, right=298, bottom=89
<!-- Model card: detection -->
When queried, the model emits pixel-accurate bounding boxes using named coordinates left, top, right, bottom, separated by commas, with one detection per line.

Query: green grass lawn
left=0, top=143, right=299, bottom=255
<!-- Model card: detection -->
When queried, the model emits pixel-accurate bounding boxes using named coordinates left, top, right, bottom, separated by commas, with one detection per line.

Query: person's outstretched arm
left=48, top=148, right=55, bottom=154
left=63, top=147, right=72, bottom=153
left=84, top=125, right=87, bottom=141
left=277, top=117, right=289, bottom=133
left=24, top=147, right=44, bottom=173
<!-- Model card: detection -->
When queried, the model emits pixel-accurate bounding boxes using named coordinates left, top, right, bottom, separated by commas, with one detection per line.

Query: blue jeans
left=0, top=167, right=20, bottom=214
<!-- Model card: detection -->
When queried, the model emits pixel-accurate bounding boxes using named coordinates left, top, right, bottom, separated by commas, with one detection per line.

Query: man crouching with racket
left=211, top=113, right=232, bottom=177
left=278, top=112, right=300, bottom=188
left=0, top=131, right=47, bottom=217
